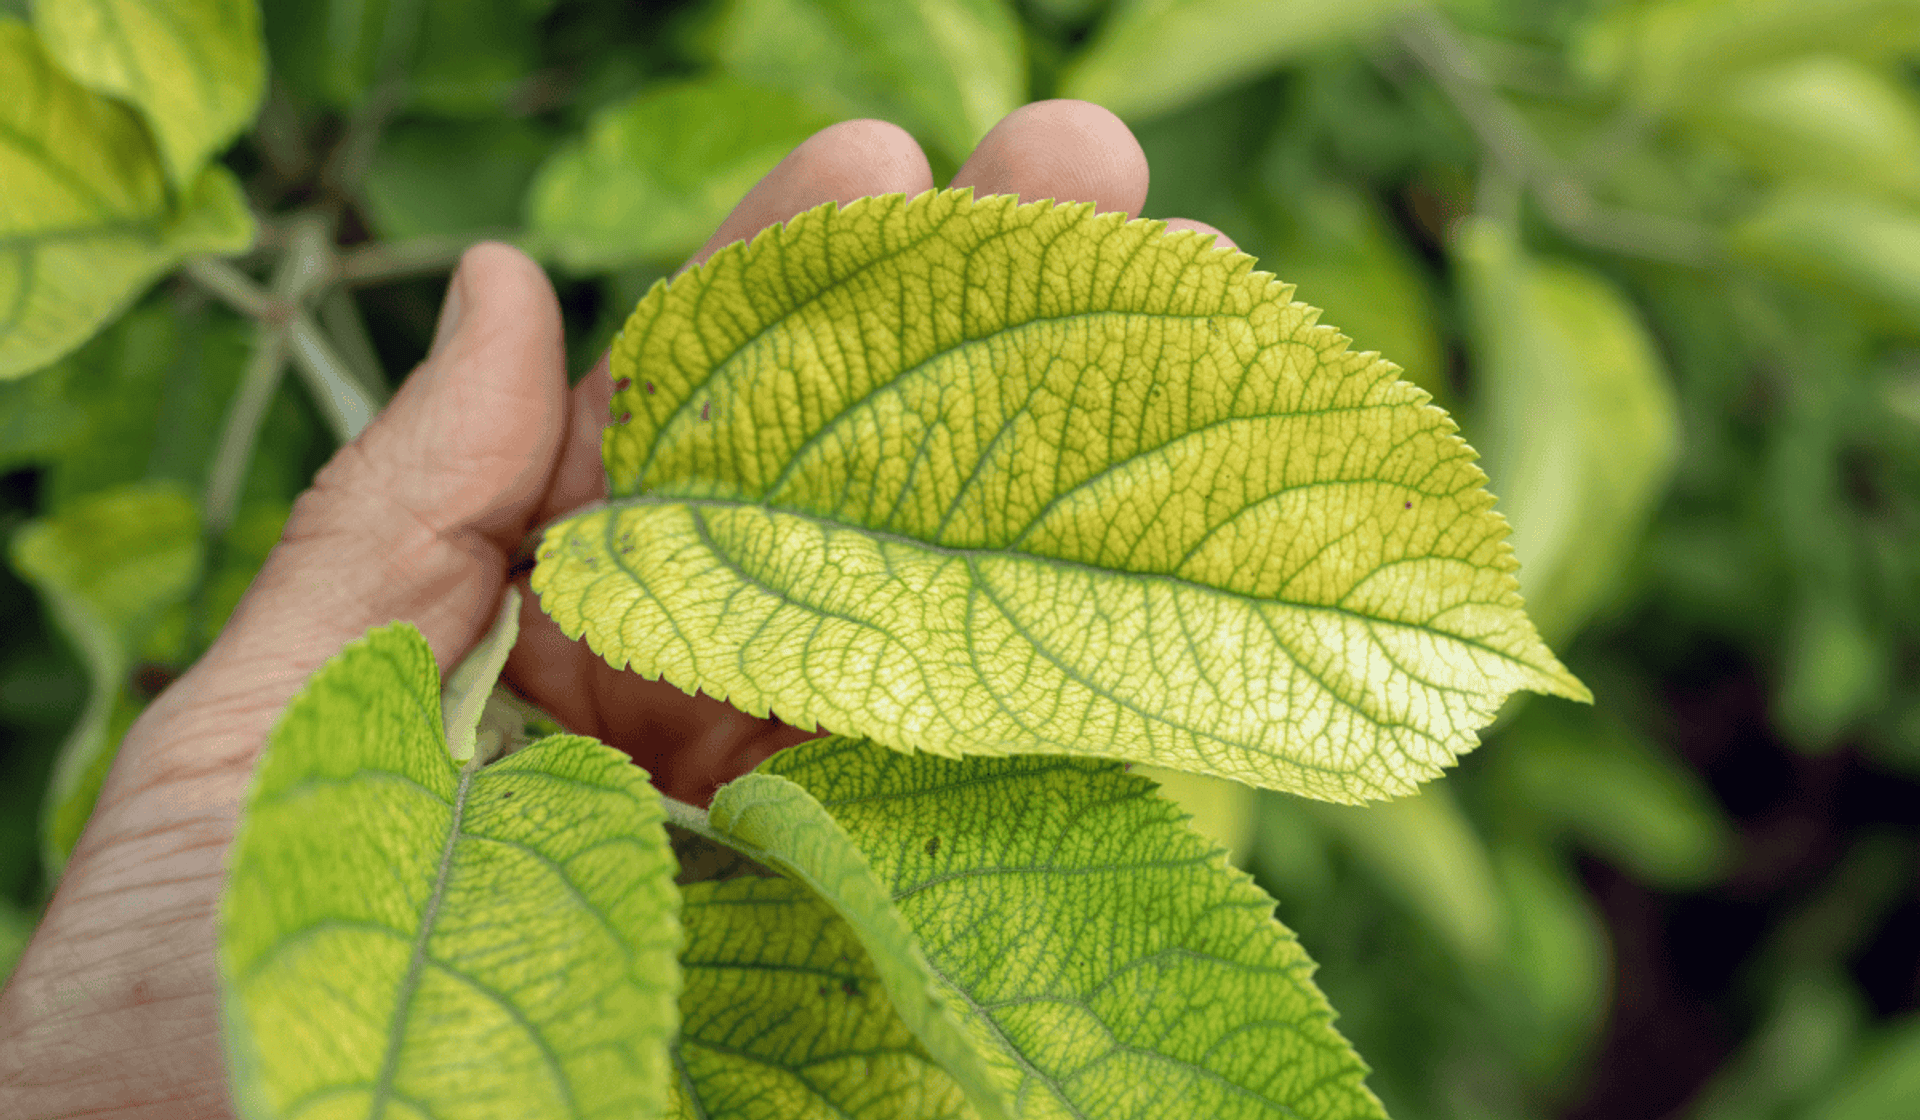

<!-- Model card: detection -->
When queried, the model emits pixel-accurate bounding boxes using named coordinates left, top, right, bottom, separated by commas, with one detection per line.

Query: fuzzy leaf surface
left=707, top=772, right=1012, bottom=1120
left=670, top=876, right=975, bottom=1120
left=34, top=0, right=265, bottom=185
left=0, top=19, right=253, bottom=378
left=219, top=623, right=680, bottom=1120
left=757, top=736, right=1389, bottom=1120
left=535, top=189, right=1586, bottom=801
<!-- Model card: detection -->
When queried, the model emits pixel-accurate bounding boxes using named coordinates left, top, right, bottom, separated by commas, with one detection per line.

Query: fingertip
left=1160, top=218, right=1239, bottom=251
left=685, top=118, right=935, bottom=270
left=952, top=99, right=1149, bottom=218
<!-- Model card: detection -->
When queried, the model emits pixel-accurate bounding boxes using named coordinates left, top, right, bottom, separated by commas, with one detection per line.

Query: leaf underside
left=671, top=876, right=974, bottom=1120
left=218, top=623, right=680, bottom=1120
left=535, top=188, right=1587, bottom=802
left=744, top=737, right=1389, bottom=1120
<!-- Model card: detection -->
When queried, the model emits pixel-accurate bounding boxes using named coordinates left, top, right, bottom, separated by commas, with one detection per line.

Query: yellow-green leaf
left=1732, top=187, right=1920, bottom=336
left=0, top=19, right=253, bottom=378
left=535, top=189, right=1586, bottom=802
left=707, top=772, right=1013, bottom=1120
left=671, top=875, right=976, bottom=1120
left=220, top=622, right=681, bottom=1120
left=9, top=481, right=201, bottom=879
left=756, top=737, right=1390, bottom=1120
left=34, top=0, right=265, bottom=186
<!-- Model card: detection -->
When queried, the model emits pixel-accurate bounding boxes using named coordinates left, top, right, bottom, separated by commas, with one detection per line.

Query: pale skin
left=0, top=100, right=1236, bottom=1118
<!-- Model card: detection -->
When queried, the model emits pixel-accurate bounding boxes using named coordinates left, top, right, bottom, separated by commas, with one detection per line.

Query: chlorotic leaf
left=1059, top=0, right=1413, bottom=123
left=8, top=481, right=201, bottom=879
left=34, top=0, right=266, bottom=186
left=0, top=19, right=254, bottom=378
left=219, top=622, right=681, bottom=1120
left=759, top=736, right=1390, bottom=1120
left=713, top=0, right=1024, bottom=163
left=671, top=876, right=974, bottom=1120
left=527, top=76, right=833, bottom=270
left=534, top=189, right=1587, bottom=801
left=708, top=772, right=1014, bottom=1120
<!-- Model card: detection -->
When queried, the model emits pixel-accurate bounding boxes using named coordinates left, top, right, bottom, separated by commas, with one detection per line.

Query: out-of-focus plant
left=2, top=1, right=1918, bottom=1119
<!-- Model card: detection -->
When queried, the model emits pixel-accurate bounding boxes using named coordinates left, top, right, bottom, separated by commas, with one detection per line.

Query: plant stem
left=338, top=235, right=500, bottom=286
left=203, top=329, right=290, bottom=539
left=184, top=253, right=380, bottom=444
left=1394, top=9, right=1721, bottom=269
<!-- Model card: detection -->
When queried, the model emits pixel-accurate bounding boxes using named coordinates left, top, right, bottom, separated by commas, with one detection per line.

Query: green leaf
left=363, top=119, right=551, bottom=240
left=1305, top=782, right=1503, bottom=965
left=711, top=0, right=1024, bottom=163
left=1732, top=187, right=1920, bottom=337
left=1489, top=840, right=1607, bottom=1076
left=1493, top=702, right=1734, bottom=889
left=706, top=772, right=1013, bottom=1120
left=0, top=358, right=90, bottom=469
left=260, top=0, right=540, bottom=115
left=672, top=876, right=975, bottom=1120
left=535, top=189, right=1586, bottom=801
left=1688, top=55, right=1920, bottom=207
left=219, top=622, right=681, bottom=1120
left=1059, top=0, right=1413, bottom=123
left=1806, top=1015, right=1920, bottom=1120
left=1458, top=219, right=1680, bottom=643
left=33, top=0, right=265, bottom=185
left=527, top=76, right=834, bottom=271
left=8, top=481, right=201, bottom=878
left=0, top=19, right=253, bottom=378
left=1575, top=0, right=1920, bottom=116
left=757, top=736, right=1390, bottom=1120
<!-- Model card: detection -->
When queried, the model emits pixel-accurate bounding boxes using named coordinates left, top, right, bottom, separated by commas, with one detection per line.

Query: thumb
left=107, top=242, right=568, bottom=805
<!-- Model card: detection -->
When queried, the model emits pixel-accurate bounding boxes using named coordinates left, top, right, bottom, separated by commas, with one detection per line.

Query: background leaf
left=220, top=622, right=681, bottom=1120
left=536, top=189, right=1585, bottom=801
left=527, top=76, right=833, bottom=270
left=672, top=875, right=976, bottom=1120
left=1060, top=0, right=1414, bottom=122
left=33, top=0, right=265, bottom=185
left=1459, top=218, right=1681, bottom=643
left=758, top=736, right=1390, bottom=1120
left=711, top=0, right=1024, bottom=165
left=8, top=481, right=200, bottom=878
left=0, top=18, right=252, bottom=378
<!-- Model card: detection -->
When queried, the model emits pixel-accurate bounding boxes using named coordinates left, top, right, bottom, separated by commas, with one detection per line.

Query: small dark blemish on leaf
left=925, top=836, right=940, bottom=857
left=818, top=984, right=831, bottom=998
left=617, top=411, right=632, bottom=425
left=644, top=381, right=656, bottom=394
left=502, top=791, right=514, bottom=800
left=841, top=979, right=862, bottom=999
left=699, top=400, right=712, bottom=421
left=613, top=377, right=631, bottom=391
left=1404, top=501, right=1413, bottom=510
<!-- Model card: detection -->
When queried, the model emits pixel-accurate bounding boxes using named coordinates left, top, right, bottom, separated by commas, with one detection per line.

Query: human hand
left=0, top=99, right=1236, bottom=1118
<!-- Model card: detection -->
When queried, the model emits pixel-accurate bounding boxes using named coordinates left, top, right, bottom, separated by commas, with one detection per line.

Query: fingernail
left=428, top=259, right=467, bottom=360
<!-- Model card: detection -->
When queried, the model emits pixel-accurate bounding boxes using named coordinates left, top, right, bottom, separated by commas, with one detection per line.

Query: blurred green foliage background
left=3, top=0, right=1920, bottom=1117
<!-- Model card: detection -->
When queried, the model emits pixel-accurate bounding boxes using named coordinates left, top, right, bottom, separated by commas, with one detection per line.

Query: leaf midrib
left=364, top=759, right=477, bottom=1119
left=614, top=493, right=1538, bottom=672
